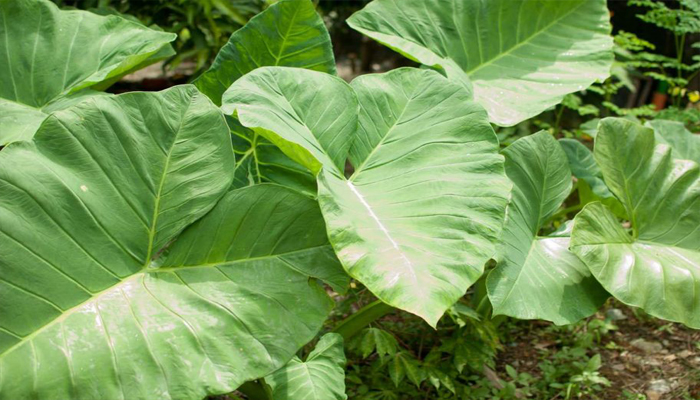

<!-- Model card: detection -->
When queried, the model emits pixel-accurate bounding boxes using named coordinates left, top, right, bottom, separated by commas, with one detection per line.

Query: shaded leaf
left=559, top=138, right=613, bottom=199
left=194, top=0, right=336, bottom=106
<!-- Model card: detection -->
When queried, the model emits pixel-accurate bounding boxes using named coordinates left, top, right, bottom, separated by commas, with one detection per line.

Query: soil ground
left=496, top=302, right=700, bottom=400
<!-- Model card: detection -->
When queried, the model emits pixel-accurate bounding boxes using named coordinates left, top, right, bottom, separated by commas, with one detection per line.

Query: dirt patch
left=496, top=302, right=700, bottom=399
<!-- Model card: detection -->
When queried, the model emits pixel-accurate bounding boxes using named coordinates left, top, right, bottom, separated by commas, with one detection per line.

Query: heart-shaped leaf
left=224, top=67, right=511, bottom=326
left=0, top=86, right=344, bottom=398
left=571, top=118, right=700, bottom=328
left=488, top=132, right=607, bottom=325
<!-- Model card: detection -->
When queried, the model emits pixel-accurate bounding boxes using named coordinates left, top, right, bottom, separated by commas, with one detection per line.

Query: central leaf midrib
left=344, top=180, right=419, bottom=287
left=143, top=98, right=193, bottom=264
left=349, top=90, right=413, bottom=179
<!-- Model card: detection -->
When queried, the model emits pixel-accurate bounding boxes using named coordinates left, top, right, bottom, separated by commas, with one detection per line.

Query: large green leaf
left=0, top=0, right=176, bottom=145
left=222, top=67, right=358, bottom=177
left=323, top=72, right=508, bottom=325
left=645, top=119, right=700, bottom=163
left=319, top=69, right=510, bottom=326
left=224, top=67, right=510, bottom=326
left=267, top=333, right=347, bottom=400
left=0, top=87, right=344, bottom=398
left=571, top=118, right=700, bottom=328
left=487, top=132, right=607, bottom=325
left=194, top=0, right=336, bottom=106
left=346, top=0, right=614, bottom=126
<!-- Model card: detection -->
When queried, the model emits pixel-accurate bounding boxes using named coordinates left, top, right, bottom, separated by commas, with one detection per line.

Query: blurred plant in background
left=52, top=0, right=274, bottom=72
left=628, top=0, right=700, bottom=128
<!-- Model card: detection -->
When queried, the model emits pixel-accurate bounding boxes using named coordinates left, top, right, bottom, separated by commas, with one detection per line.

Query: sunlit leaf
left=347, top=0, right=614, bottom=126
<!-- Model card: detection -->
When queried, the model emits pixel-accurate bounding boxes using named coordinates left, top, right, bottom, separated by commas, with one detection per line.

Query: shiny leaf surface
left=0, top=87, right=343, bottom=398
left=488, top=132, right=607, bottom=325
left=318, top=68, right=510, bottom=326
left=571, top=118, right=700, bottom=328
left=347, top=0, right=614, bottom=126
left=0, top=0, right=176, bottom=144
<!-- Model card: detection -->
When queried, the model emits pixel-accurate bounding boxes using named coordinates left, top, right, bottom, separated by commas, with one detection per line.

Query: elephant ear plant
left=346, top=0, right=614, bottom=126
left=0, top=0, right=176, bottom=145
left=0, top=86, right=347, bottom=398
left=2, top=0, right=699, bottom=399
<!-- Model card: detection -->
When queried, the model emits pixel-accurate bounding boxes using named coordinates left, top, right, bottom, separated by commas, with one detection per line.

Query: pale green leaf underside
left=319, top=68, right=510, bottom=326
left=222, top=67, right=358, bottom=176
left=347, top=0, right=614, bottom=126
left=571, top=118, right=700, bottom=328
left=645, top=119, right=700, bottom=164
left=488, top=132, right=606, bottom=325
left=0, top=0, right=176, bottom=144
left=268, top=333, right=347, bottom=400
left=194, top=0, right=337, bottom=106
left=0, top=88, right=342, bottom=399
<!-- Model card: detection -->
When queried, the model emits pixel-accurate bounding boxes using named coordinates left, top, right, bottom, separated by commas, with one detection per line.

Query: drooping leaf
left=487, top=132, right=607, bottom=325
left=0, top=87, right=344, bottom=398
left=0, top=0, right=176, bottom=145
left=194, top=0, right=335, bottom=193
left=319, top=68, right=510, bottom=327
left=194, top=0, right=337, bottom=106
left=645, top=119, right=700, bottom=163
left=222, top=67, right=358, bottom=176
left=224, top=66, right=510, bottom=326
left=347, top=0, right=614, bottom=126
left=267, top=333, right=348, bottom=400
left=571, top=117, right=700, bottom=328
